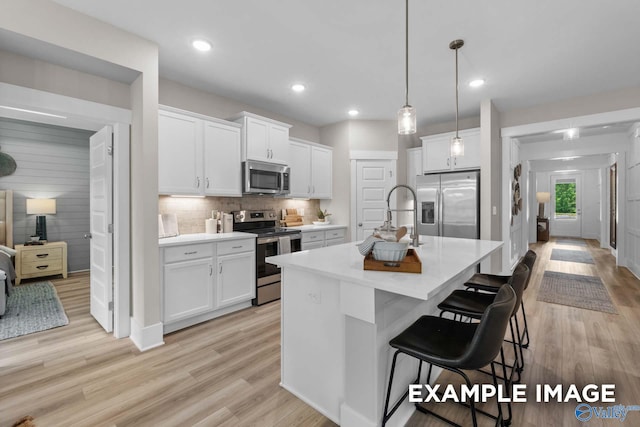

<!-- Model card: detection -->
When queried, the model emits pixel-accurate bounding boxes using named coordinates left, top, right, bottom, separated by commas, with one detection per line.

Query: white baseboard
left=129, top=317, right=164, bottom=352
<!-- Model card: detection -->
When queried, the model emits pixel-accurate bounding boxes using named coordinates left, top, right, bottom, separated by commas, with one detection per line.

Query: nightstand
left=15, top=241, right=68, bottom=285
left=537, top=218, right=549, bottom=242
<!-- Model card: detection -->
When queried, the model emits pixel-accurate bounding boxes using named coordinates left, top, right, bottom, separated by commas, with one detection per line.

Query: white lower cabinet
left=163, top=258, right=214, bottom=323
left=217, top=251, right=255, bottom=309
left=300, top=227, right=347, bottom=250
left=161, top=237, right=256, bottom=333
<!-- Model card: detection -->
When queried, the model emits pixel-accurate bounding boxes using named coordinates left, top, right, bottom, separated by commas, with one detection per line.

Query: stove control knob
left=236, top=213, right=244, bottom=221
left=269, top=212, right=275, bottom=218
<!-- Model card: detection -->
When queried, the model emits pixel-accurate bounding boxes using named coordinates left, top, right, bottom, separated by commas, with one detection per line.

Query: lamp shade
left=536, top=192, right=550, bottom=203
left=26, top=198, right=56, bottom=215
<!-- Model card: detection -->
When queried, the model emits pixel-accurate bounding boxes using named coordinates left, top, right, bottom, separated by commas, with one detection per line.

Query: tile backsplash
left=159, top=196, right=321, bottom=235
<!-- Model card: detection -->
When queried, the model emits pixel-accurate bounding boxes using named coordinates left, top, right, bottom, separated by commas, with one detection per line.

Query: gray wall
left=0, top=118, right=92, bottom=272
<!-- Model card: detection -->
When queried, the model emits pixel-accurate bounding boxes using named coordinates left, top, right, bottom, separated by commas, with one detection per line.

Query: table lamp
left=536, top=192, right=550, bottom=219
left=26, top=198, right=56, bottom=241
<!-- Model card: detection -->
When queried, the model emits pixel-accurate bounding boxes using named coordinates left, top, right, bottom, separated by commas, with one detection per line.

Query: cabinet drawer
left=164, top=243, right=214, bottom=263
left=21, top=247, right=62, bottom=263
left=22, top=259, right=63, bottom=275
left=325, top=237, right=345, bottom=247
left=301, top=231, right=324, bottom=243
left=217, top=239, right=255, bottom=255
left=325, top=228, right=345, bottom=240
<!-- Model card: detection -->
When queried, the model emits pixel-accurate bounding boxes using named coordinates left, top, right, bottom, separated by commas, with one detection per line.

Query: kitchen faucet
left=386, top=184, right=420, bottom=247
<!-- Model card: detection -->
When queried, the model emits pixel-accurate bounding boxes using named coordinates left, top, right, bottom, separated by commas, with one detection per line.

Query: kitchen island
left=267, top=236, right=502, bottom=427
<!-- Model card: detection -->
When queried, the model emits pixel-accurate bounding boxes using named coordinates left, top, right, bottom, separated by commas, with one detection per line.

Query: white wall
left=1, top=0, right=161, bottom=343
left=626, top=125, right=640, bottom=278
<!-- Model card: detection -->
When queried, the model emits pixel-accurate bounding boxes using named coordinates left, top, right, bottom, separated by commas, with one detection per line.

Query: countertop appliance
left=243, top=160, right=290, bottom=195
left=416, top=170, right=480, bottom=239
left=232, top=209, right=301, bottom=305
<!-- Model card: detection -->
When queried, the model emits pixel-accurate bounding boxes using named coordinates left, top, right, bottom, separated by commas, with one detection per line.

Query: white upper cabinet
left=421, top=128, right=481, bottom=173
left=158, top=106, right=242, bottom=197
left=289, top=140, right=311, bottom=197
left=203, top=121, right=242, bottom=196
left=406, top=147, right=423, bottom=196
left=231, top=112, right=292, bottom=165
left=288, top=138, right=332, bottom=199
left=158, top=110, right=202, bottom=195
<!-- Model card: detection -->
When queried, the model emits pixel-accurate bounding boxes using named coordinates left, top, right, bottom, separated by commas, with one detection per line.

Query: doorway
left=0, top=83, right=131, bottom=338
left=550, top=174, right=581, bottom=237
left=610, top=163, right=617, bottom=249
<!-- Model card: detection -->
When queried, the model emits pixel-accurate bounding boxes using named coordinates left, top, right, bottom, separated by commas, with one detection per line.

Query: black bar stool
left=438, top=262, right=530, bottom=386
left=466, top=250, right=537, bottom=348
left=382, top=285, right=516, bottom=427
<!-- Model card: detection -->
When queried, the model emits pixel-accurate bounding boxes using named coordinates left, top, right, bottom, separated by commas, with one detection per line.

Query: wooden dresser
left=15, top=241, right=68, bottom=285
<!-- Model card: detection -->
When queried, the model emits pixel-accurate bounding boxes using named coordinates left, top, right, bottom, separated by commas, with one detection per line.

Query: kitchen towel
left=357, top=235, right=384, bottom=256
left=278, top=236, right=291, bottom=254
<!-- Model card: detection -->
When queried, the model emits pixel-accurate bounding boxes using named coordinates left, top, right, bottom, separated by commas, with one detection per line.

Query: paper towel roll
left=205, top=218, right=217, bottom=234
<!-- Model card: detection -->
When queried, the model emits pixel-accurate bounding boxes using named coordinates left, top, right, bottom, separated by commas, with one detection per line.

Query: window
left=555, top=179, right=577, bottom=219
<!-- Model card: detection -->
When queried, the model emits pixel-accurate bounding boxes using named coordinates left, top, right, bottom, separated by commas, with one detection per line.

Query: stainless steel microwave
left=243, top=160, right=290, bottom=195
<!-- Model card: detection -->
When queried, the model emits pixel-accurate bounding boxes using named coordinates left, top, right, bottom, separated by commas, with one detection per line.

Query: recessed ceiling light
left=192, top=39, right=212, bottom=52
left=291, top=84, right=305, bottom=93
left=602, top=125, right=610, bottom=128
left=469, top=79, right=485, bottom=88
left=348, top=109, right=359, bottom=117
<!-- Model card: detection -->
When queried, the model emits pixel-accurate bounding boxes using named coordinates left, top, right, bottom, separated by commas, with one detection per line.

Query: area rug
left=537, top=271, right=617, bottom=314
left=556, top=239, right=587, bottom=247
left=550, top=248, right=594, bottom=264
left=0, top=281, right=69, bottom=340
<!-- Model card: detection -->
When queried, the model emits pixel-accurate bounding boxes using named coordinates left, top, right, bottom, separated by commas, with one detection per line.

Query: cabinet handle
left=447, top=158, right=450, bottom=167
left=232, top=245, right=242, bottom=249
left=308, top=185, right=310, bottom=194
left=219, top=263, right=223, bottom=274
left=36, top=254, right=49, bottom=258
left=206, top=177, right=210, bottom=188
left=36, top=265, right=49, bottom=270
left=196, top=177, right=201, bottom=188
left=209, top=265, right=213, bottom=276
left=184, top=251, right=197, bottom=255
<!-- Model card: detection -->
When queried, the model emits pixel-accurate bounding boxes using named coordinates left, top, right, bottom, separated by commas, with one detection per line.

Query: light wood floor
left=1, top=239, right=639, bottom=426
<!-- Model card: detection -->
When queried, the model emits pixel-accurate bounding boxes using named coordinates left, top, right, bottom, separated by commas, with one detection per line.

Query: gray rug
left=0, top=281, right=69, bottom=340
left=550, top=248, right=594, bottom=264
left=537, top=271, right=617, bottom=314
left=556, top=239, right=587, bottom=247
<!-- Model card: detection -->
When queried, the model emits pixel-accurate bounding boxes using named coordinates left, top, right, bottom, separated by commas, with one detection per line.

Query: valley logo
left=575, top=403, right=640, bottom=422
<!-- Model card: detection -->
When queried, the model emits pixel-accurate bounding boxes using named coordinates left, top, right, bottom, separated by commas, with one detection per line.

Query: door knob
left=84, top=233, right=92, bottom=239
left=358, top=223, right=363, bottom=227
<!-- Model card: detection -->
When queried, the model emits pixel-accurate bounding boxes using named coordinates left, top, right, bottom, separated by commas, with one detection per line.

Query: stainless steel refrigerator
left=416, top=170, right=480, bottom=239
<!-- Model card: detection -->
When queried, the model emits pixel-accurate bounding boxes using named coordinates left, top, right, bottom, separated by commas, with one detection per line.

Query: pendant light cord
left=455, top=44, right=459, bottom=138
left=405, top=0, right=409, bottom=107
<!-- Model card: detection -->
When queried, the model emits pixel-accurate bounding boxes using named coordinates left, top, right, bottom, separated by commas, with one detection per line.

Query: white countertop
left=158, top=232, right=255, bottom=248
left=267, top=235, right=502, bottom=300
left=283, top=224, right=347, bottom=232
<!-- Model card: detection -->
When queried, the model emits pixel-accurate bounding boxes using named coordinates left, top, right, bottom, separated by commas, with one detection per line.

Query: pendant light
left=398, top=0, right=416, bottom=135
left=449, top=39, right=464, bottom=156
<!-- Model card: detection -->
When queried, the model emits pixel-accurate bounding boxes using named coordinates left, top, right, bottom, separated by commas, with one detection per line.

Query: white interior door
left=355, top=160, right=396, bottom=241
left=89, top=126, right=113, bottom=332
left=550, top=173, right=582, bottom=237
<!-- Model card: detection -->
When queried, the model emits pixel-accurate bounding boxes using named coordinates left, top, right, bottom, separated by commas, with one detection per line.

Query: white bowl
left=30, top=235, right=40, bottom=242
left=372, top=241, right=409, bottom=262
left=313, top=220, right=331, bottom=226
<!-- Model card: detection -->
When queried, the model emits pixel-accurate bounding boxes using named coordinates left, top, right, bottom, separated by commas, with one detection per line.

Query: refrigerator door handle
left=439, top=188, right=444, bottom=236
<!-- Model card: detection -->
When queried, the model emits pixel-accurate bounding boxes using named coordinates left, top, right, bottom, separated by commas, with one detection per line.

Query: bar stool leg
left=520, top=302, right=530, bottom=348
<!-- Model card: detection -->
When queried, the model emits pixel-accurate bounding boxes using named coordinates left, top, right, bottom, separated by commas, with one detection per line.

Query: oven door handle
left=257, top=235, right=301, bottom=245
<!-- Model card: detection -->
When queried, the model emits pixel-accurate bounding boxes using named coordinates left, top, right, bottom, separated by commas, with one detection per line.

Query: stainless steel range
left=232, top=209, right=301, bottom=305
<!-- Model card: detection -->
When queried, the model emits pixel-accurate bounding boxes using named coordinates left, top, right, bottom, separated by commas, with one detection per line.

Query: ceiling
left=22, top=0, right=640, bottom=129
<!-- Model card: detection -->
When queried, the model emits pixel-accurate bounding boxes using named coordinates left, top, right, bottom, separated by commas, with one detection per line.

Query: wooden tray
left=363, top=249, right=422, bottom=274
